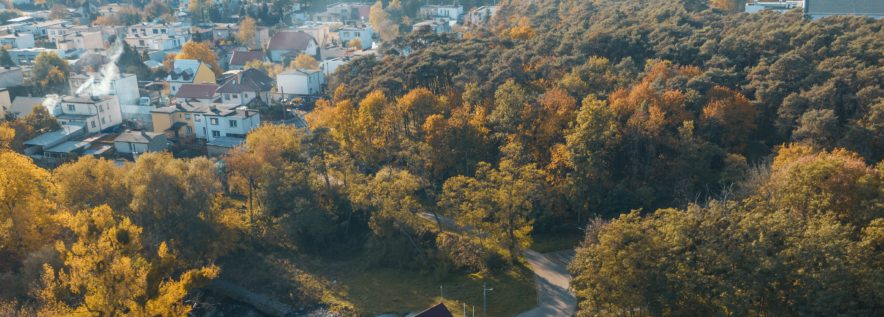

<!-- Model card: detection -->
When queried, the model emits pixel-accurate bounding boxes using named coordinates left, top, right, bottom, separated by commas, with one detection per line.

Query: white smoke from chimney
left=74, top=75, right=94, bottom=95
left=42, top=94, right=60, bottom=112
left=91, top=43, right=125, bottom=97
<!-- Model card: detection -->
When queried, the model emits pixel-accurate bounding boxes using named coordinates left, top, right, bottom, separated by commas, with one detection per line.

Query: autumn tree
left=54, top=156, right=129, bottom=212
left=237, top=16, right=257, bottom=49
left=32, top=52, right=70, bottom=94
left=440, top=160, right=546, bottom=261
left=0, top=151, right=57, bottom=258
left=369, top=0, right=399, bottom=42
left=39, top=205, right=219, bottom=316
left=289, top=53, right=319, bottom=70
left=177, top=41, right=222, bottom=74
left=0, top=48, right=14, bottom=68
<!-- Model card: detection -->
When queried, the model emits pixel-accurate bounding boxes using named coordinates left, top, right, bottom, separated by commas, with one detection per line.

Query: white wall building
left=68, top=73, right=141, bottom=106
left=56, top=31, right=104, bottom=52
left=194, top=106, right=261, bottom=142
left=419, top=5, right=464, bottom=21
left=52, top=95, right=123, bottom=134
left=337, top=25, right=373, bottom=50
left=277, top=69, right=323, bottom=96
left=0, top=33, right=35, bottom=49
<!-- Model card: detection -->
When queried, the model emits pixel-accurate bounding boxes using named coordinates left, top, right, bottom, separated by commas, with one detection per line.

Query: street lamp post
left=483, top=283, right=493, bottom=317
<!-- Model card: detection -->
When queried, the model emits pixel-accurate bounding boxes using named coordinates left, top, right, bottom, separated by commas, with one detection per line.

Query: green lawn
left=302, top=254, right=537, bottom=317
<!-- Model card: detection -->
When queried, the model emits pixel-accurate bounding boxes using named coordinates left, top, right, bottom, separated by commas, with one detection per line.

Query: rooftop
left=24, top=125, right=84, bottom=147
left=115, top=131, right=163, bottom=143
left=207, top=136, right=245, bottom=148
left=46, top=140, right=91, bottom=154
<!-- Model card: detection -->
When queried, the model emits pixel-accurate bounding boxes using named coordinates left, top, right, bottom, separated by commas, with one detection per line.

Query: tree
left=54, top=156, right=129, bottom=212
left=176, top=41, right=221, bottom=74
left=289, top=53, right=319, bottom=70
left=144, top=0, right=171, bottom=21
left=348, top=38, right=363, bottom=50
left=369, top=0, right=398, bottom=42
left=0, top=151, right=57, bottom=258
left=237, top=16, right=257, bottom=49
left=792, top=109, right=838, bottom=149
left=439, top=160, right=546, bottom=261
left=188, top=0, right=212, bottom=22
left=32, top=52, right=70, bottom=94
left=39, top=205, right=219, bottom=316
left=0, top=48, right=13, bottom=68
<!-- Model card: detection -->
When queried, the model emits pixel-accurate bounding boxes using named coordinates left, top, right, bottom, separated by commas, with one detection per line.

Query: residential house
left=277, top=69, right=323, bottom=96
left=805, top=0, right=883, bottom=19
left=113, top=131, right=167, bottom=156
left=7, top=48, right=74, bottom=66
left=745, top=1, right=803, bottom=14
left=216, top=68, right=274, bottom=106
left=466, top=6, right=499, bottom=25
left=68, top=72, right=141, bottom=106
left=213, top=23, right=270, bottom=48
left=298, top=23, right=337, bottom=46
left=206, top=136, right=244, bottom=158
left=166, top=59, right=217, bottom=95
left=228, top=50, right=267, bottom=70
left=413, top=20, right=452, bottom=34
left=0, top=67, right=24, bottom=89
left=414, top=302, right=454, bottom=317
left=325, top=2, right=371, bottom=21
left=150, top=102, right=202, bottom=140
left=51, top=95, right=123, bottom=134
left=0, top=32, right=35, bottom=49
left=194, top=105, right=260, bottom=142
left=175, top=83, right=220, bottom=103
left=336, top=25, right=373, bottom=49
left=56, top=31, right=105, bottom=52
left=124, top=22, right=191, bottom=51
left=321, top=56, right=353, bottom=77
left=30, top=19, right=70, bottom=38
left=7, top=96, right=45, bottom=118
left=419, top=5, right=464, bottom=21
left=267, top=30, right=319, bottom=62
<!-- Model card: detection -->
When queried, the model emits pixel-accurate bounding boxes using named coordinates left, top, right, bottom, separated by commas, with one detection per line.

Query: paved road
left=417, top=212, right=577, bottom=316
left=515, top=250, right=577, bottom=317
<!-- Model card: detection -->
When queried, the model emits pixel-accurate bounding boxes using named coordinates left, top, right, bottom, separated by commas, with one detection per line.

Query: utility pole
left=463, top=303, right=466, bottom=317
left=483, top=283, right=493, bottom=317
left=440, top=285, right=444, bottom=302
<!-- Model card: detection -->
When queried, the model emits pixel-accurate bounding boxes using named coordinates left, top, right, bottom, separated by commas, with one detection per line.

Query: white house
left=56, top=31, right=104, bottom=52
left=336, top=25, right=373, bottom=50
left=467, top=6, right=499, bottom=25
left=321, top=56, right=353, bottom=77
left=0, top=33, right=35, bottom=49
left=745, top=1, right=803, bottom=14
left=419, top=5, right=464, bottom=21
left=216, top=68, right=274, bottom=106
left=68, top=72, right=141, bottom=106
left=413, top=20, right=452, bottom=34
left=125, top=22, right=191, bottom=51
left=194, top=105, right=261, bottom=142
left=277, top=69, right=323, bottom=97
left=113, top=131, right=167, bottom=156
left=51, top=95, right=123, bottom=134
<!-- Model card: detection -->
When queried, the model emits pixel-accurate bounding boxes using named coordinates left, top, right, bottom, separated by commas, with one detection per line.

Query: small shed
left=206, top=136, right=244, bottom=158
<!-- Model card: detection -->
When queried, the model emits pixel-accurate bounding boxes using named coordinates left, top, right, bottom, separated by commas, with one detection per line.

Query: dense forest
left=1, top=0, right=882, bottom=315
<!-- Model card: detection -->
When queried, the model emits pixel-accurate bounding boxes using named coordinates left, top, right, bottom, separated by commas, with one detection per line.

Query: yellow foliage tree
left=0, top=151, right=57, bottom=257
left=289, top=53, right=319, bottom=70
left=237, top=17, right=257, bottom=48
left=39, top=205, right=219, bottom=316
left=176, top=41, right=222, bottom=74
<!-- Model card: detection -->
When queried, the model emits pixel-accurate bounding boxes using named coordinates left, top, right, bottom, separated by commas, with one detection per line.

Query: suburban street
left=516, top=250, right=577, bottom=317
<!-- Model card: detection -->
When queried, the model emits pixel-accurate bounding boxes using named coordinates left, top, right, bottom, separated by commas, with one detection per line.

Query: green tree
left=32, top=52, right=70, bottom=94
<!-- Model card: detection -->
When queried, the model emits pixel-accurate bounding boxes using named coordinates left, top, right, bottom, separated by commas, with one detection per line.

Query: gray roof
left=207, top=136, right=245, bottom=148
left=24, top=125, right=85, bottom=148
left=46, top=140, right=91, bottom=154
left=8, top=96, right=45, bottom=116
left=806, top=0, right=884, bottom=16
left=115, top=131, right=163, bottom=144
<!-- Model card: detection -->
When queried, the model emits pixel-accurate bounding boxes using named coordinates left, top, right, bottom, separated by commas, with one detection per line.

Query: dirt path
left=515, top=250, right=577, bottom=317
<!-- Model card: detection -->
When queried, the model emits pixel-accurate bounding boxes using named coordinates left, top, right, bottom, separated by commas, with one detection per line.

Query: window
left=224, top=94, right=229, bottom=100
left=67, top=104, right=75, bottom=111
left=91, top=121, right=96, bottom=128
left=185, top=114, right=191, bottom=120
left=99, top=105, right=104, bottom=112
left=211, top=130, right=221, bottom=137
left=229, top=120, right=237, bottom=127
left=210, top=118, right=218, bottom=125
left=232, top=94, right=238, bottom=98
left=101, top=117, right=106, bottom=124
left=139, top=40, right=144, bottom=46
left=153, top=29, right=158, bottom=34
left=186, top=126, right=192, bottom=133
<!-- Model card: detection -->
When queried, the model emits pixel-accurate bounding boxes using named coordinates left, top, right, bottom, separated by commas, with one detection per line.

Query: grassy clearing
left=531, top=229, right=583, bottom=253
left=301, top=253, right=536, bottom=317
